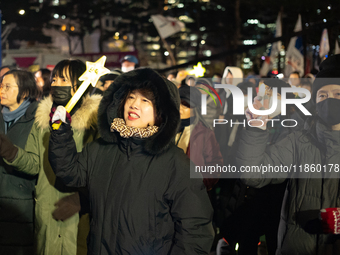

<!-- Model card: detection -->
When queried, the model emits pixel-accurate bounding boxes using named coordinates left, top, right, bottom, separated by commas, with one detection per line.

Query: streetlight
left=19, top=10, right=25, bottom=15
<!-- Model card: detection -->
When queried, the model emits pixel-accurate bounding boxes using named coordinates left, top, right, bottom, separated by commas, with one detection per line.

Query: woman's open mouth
left=128, top=112, right=140, bottom=120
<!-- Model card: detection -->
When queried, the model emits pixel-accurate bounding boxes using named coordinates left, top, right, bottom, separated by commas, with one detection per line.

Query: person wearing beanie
left=235, top=54, right=340, bottom=254
left=176, top=85, right=223, bottom=191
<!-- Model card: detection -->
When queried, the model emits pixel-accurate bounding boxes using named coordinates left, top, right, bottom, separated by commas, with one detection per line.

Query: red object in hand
left=320, top=208, right=340, bottom=234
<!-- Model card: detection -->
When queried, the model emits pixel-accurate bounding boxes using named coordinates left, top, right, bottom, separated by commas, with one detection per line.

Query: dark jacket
left=49, top=69, right=214, bottom=255
left=0, top=101, right=38, bottom=255
left=235, top=120, right=340, bottom=255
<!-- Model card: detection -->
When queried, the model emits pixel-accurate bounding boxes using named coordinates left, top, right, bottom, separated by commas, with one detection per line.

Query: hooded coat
left=6, top=95, right=101, bottom=255
left=0, top=101, right=38, bottom=255
left=235, top=120, right=340, bottom=255
left=48, top=68, right=215, bottom=255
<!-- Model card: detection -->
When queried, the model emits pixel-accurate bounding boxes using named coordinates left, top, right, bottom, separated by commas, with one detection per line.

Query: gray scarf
left=2, top=98, right=31, bottom=134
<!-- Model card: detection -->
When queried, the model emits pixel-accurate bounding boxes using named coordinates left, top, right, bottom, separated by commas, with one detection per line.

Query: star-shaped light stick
left=52, top=56, right=110, bottom=130
left=188, top=62, right=206, bottom=77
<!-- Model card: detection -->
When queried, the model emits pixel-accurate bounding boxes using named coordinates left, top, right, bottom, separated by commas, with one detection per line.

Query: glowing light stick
left=188, top=62, right=206, bottom=77
left=52, top=56, right=110, bottom=130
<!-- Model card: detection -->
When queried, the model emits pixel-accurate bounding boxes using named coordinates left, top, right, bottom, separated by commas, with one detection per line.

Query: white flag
left=151, top=15, right=185, bottom=39
left=335, top=40, right=340, bottom=54
left=319, top=29, right=330, bottom=58
left=270, top=12, right=282, bottom=63
left=260, top=12, right=282, bottom=76
left=284, top=14, right=304, bottom=77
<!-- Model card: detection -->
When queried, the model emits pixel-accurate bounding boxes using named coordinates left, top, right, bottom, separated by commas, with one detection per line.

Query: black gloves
left=0, top=134, right=18, bottom=162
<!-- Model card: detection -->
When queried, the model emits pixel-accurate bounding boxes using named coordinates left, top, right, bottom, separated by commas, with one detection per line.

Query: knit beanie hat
left=179, top=84, right=201, bottom=108
left=312, top=54, right=340, bottom=103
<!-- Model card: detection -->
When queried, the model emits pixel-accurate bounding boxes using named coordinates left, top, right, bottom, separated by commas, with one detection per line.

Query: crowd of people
left=1, top=53, right=340, bottom=255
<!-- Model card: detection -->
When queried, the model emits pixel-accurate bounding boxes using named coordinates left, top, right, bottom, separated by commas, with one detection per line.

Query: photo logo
left=212, top=84, right=312, bottom=116
left=198, top=83, right=223, bottom=115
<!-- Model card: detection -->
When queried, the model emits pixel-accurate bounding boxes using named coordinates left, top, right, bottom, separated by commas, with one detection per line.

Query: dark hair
left=291, top=71, right=300, bottom=78
left=168, top=72, right=178, bottom=77
left=51, top=59, right=86, bottom=92
left=3, top=70, right=40, bottom=102
left=118, top=88, right=162, bottom=126
left=300, top=78, right=312, bottom=88
left=180, top=78, right=187, bottom=88
left=0, top=65, right=15, bottom=74
left=99, top=73, right=120, bottom=83
left=38, top=68, right=52, bottom=96
left=0, top=65, right=16, bottom=82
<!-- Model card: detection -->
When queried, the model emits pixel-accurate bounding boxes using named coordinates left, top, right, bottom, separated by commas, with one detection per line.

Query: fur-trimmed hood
left=35, top=94, right=102, bottom=131
left=97, top=68, right=180, bottom=155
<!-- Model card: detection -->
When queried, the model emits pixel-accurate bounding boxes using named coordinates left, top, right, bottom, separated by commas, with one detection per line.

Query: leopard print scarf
left=110, top=118, right=159, bottom=138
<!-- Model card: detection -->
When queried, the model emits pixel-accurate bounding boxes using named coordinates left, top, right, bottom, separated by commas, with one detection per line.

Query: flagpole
left=161, top=37, right=176, bottom=66
left=151, top=15, right=184, bottom=67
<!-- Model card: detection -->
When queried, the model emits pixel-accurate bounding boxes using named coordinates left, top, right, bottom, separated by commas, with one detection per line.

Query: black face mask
left=316, top=98, right=340, bottom=126
left=51, top=86, right=72, bottom=106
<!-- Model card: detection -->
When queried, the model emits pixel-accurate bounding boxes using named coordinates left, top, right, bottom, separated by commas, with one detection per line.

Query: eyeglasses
left=0, top=84, right=18, bottom=92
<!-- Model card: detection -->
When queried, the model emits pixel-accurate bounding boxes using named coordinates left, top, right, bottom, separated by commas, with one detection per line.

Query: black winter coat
left=236, top=120, right=340, bottom=255
left=0, top=101, right=38, bottom=255
left=49, top=68, right=214, bottom=255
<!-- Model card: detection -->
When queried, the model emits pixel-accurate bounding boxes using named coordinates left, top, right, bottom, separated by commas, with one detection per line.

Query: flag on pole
left=319, top=29, right=330, bottom=58
left=151, top=15, right=185, bottom=39
left=260, top=12, right=282, bottom=76
left=335, top=39, right=340, bottom=54
left=284, top=14, right=304, bottom=77
left=270, top=12, right=282, bottom=63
